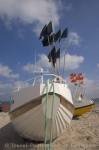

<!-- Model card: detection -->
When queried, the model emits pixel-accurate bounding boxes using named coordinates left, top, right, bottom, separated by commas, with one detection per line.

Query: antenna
left=34, top=49, right=37, bottom=71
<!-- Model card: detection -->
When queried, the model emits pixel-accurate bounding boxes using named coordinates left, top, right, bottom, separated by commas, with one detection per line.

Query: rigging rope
left=49, top=81, right=54, bottom=150
left=44, top=81, right=48, bottom=150
left=44, top=80, right=55, bottom=150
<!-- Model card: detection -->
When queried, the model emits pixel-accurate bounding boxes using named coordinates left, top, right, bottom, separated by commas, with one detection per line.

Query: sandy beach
left=0, top=104, right=99, bottom=150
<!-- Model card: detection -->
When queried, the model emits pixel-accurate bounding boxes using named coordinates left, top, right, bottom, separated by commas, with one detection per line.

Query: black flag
left=61, top=28, right=68, bottom=39
left=39, top=25, right=47, bottom=39
left=42, top=34, right=55, bottom=47
left=56, top=48, right=60, bottom=58
left=42, top=36, right=49, bottom=46
left=51, top=47, right=56, bottom=67
left=47, top=46, right=56, bottom=67
left=40, top=21, right=53, bottom=39
left=47, top=21, right=53, bottom=35
left=50, top=46, right=56, bottom=59
left=54, top=30, right=61, bottom=42
left=48, top=52, right=51, bottom=62
left=47, top=47, right=60, bottom=67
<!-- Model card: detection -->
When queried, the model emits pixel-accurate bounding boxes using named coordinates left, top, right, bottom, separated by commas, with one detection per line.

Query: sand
left=0, top=104, right=99, bottom=150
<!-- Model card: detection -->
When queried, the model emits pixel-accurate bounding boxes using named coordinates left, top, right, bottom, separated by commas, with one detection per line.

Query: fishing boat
left=9, top=22, right=75, bottom=142
left=69, top=73, right=95, bottom=117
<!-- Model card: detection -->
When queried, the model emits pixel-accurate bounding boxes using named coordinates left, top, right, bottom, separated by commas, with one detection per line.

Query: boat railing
left=14, top=73, right=67, bottom=92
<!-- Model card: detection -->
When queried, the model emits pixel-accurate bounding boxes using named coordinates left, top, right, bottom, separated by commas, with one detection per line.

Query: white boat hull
left=10, top=82, right=74, bottom=141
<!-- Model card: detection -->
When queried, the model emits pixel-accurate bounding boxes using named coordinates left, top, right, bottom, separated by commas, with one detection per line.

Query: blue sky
left=0, top=0, right=99, bottom=98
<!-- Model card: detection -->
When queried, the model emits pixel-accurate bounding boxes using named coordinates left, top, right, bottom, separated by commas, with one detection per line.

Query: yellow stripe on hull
left=74, top=103, right=95, bottom=117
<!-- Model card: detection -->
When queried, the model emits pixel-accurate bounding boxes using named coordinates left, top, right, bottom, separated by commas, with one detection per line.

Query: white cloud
left=0, top=64, right=19, bottom=79
left=84, top=78, right=99, bottom=99
left=23, top=54, right=51, bottom=73
left=0, top=0, right=61, bottom=34
left=13, top=80, right=29, bottom=90
left=97, top=63, right=99, bottom=67
left=37, top=54, right=51, bottom=69
left=23, top=53, right=84, bottom=74
left=68, top=32, right=81, bottom=46
left=0, top=80, right=29, bottom=97
left=0, top=82, right=12, bottom=89
left=0, top=82, right=13, bottom=97
left=23, top=63, right=34, bottom=73
left=60, top=53, right=84, bottom=70
left=62, top=31, right=81, bottom=51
